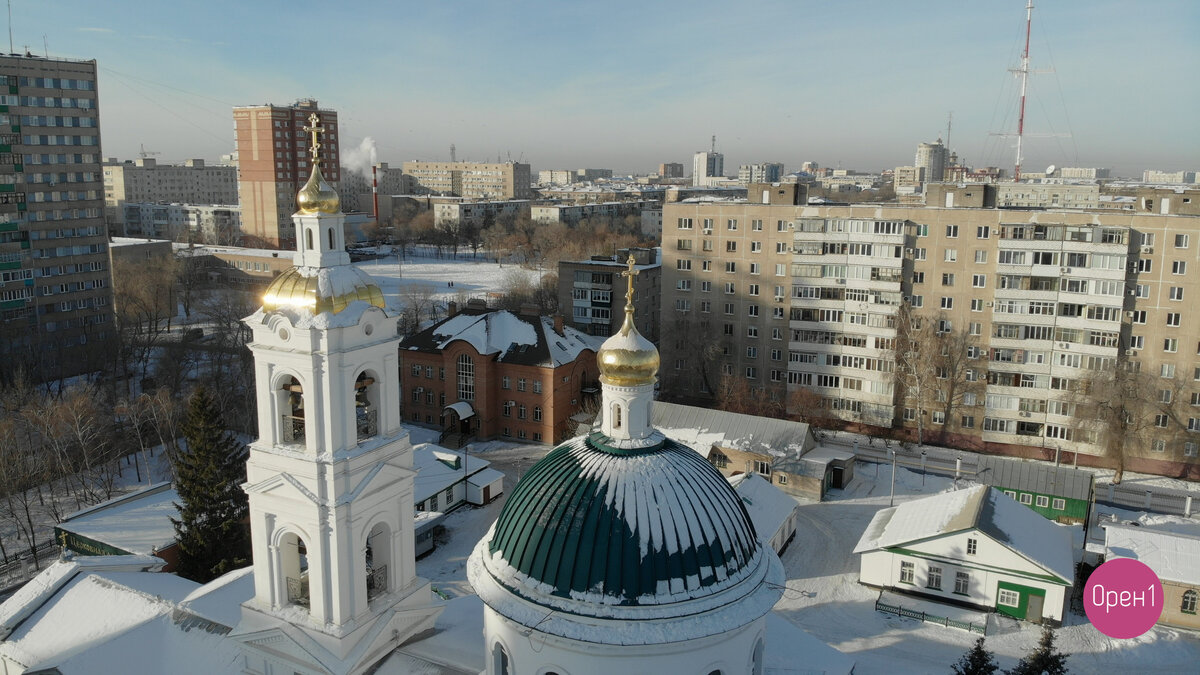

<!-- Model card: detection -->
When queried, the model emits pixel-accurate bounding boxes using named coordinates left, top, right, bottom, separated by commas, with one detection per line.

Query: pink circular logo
left=1084, top=557, right=1163, bottom=638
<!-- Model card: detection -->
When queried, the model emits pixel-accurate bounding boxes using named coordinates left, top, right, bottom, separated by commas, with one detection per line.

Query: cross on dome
left=302, top=112, right=324, bottom=166
left=620, top=254, right=638, bottom=308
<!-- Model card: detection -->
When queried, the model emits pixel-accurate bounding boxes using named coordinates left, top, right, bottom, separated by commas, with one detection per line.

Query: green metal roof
left=487, top=432, right=760, bottom=606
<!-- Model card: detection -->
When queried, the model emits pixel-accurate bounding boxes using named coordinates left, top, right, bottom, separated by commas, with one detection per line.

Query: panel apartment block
left=401, top=161, right=531, bottom=200
left=660, top=200, right=1200, bottom=475
left=0, top=55, right=112, bottom=380
left=233, top=99, right=339, bottom=248
left=103, top=158, right=237, bottom=231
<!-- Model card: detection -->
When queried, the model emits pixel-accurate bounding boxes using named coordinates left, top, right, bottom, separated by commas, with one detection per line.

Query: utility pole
left=889, top=448, right=897, bottom=507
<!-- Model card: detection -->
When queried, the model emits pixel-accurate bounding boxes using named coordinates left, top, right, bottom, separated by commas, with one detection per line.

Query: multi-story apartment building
left=102, top=158, right=237, bottom=229
left=402, top=161, right=531, bottom=200
left=994, top=182, right=1100, bottom=209
left=660, top=194, right=1200, bottom=477
left=915, top=140, right=948, bottom=183
left=738, top=163, right=784, bottom=184
left=233, top=99, right=339, bottom=248
left=0, top=54, right=112, bottom=381
left=692, top=151, right=724, bottom=187
left=530, top=200, right=655, bottom=226
left=433, top=199, right=529, bottom=228
left=1143, top=170, right=1197, bottom=185
left=536, top=184, right=664, bottom=204
left=1060, top=167, right=1110, bottom=180
left=119, top=202, right=241, bottom=243
left=557, top=247, right=660, bottom=340
left=659, top=163, right=684, bottom=179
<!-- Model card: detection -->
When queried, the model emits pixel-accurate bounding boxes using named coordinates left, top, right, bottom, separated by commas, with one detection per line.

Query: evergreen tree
left=1007, top=626, right=1069, bottom=675
left=170, top=386, right=250, bottom=583
left=952, top=637, right=999, bottom=675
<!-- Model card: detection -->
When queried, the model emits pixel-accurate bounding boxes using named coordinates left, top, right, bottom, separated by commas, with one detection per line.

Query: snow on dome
left=480, top=431, right=761, bottom=611
left=261, top=264, right=384, bottom=316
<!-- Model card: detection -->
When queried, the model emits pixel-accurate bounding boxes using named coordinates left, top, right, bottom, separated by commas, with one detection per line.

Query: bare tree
left=112, top=253, right=179, bottom=393
left=659, top=312, right=723, bottom=404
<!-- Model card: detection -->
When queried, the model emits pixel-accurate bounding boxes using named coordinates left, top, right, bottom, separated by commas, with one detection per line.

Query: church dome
left=261, top=265, right=384, bottom=315
left=296, top=164, right=340, bottom=214
left=482, top=431, right=761, bottom=609
left=596, top=308, right=659, bottom=386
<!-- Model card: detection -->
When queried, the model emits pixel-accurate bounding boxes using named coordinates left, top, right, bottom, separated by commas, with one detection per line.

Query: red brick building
left=399, top=301, right=603, bottom=444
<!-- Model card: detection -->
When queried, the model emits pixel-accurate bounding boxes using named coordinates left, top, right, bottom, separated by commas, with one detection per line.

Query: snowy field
left=418, top=431, right=1200, bottom=674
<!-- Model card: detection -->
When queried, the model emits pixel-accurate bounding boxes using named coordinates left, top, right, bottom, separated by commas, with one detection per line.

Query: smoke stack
left=554, top=314, right=564, bottom=335
left=448, top=301, right=458, bottom=318
left=372, top=164, right=379, bottom=220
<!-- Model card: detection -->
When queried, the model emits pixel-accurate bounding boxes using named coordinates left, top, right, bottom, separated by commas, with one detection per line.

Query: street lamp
left=889, top=448, right=897, bottom=507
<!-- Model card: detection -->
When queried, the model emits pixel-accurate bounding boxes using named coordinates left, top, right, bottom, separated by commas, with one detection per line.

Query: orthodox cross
left=621, top=254, right=638, bottom=307
left=302, top=112, right=323, bottom=166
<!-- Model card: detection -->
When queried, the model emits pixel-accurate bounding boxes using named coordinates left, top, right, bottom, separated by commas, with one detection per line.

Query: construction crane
left=138, top=143, right=160, bottom=160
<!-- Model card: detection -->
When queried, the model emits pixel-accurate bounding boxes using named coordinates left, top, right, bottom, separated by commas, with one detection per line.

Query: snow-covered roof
left=729, top=473, right=799, bottom=546
left=385, top=594, right=486, bottom=674
left=173, top=242, right=290, bottom=260
left=0, top=556, right=247, bottom=674
left=652, top=401, right=814, bottom=459
left=56, top=483, right=179, bottom=556
left=763, top=612, right=855, bottom=675
left=974, top=455, right=1093, bottom=501
left=402, top=307, right=603, bottom=368
left=411, top=444, right=496, bottom=503
left=852, top=485, right=1074, bottom=582
left=109, top=236, right=172, bottom=247
left=466, top=467, right=504, bottom=489
left=443, top=400, right=475, bottom=419
left=1104, top=525, right=1200, bottom=586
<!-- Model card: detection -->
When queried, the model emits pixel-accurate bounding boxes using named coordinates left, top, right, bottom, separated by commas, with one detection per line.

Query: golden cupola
left=297, top=163, right=340, bottom=215
left=596, top=255, right=659, bottom=387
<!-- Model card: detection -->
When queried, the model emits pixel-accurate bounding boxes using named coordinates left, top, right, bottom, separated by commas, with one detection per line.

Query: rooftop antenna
left=1012, top=0, right=1033, bottom=181
left=710, top=134, right=716, bottom=153
left=450, top=143, right=456, bottom=162
left=945, top=111, right=953, bottom=154
left=7, top=0, right=13, bottom=54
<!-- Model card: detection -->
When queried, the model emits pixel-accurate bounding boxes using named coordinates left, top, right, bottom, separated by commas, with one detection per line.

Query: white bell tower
left=231, top=114, right=441, bottom=675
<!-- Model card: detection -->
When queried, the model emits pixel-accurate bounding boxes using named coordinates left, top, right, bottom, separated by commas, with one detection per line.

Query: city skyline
left=17, top=0, right=1199, bottom=177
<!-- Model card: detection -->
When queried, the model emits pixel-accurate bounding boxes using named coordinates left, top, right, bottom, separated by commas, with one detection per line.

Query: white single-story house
left=853, top=485, right=1075, bottom=625
left=1104, top=524, right=1200, bottom=631
left=728, top=473, right=799, bottom=555
left=413, top=445, right=504, bottom=513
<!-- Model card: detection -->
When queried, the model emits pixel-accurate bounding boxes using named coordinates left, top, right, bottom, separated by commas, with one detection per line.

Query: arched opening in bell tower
left=364, top=521, right=391, bottom=601
left=278, top=376, right=306, bottom=445
left=279, top=531, right=310, bottom=611
left=354, top=370, right=380, bottom=441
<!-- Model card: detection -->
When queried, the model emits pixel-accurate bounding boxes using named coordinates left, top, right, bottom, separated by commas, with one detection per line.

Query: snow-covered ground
left=420, top=433, right=1200, bottom=674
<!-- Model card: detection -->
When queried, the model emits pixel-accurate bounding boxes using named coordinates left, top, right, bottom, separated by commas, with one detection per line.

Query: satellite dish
left=1045, top=164, right=1057, bottom=176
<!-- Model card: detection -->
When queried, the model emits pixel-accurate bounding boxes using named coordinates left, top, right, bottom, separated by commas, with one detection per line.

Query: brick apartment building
left=398, top=301, right=603, bottom=444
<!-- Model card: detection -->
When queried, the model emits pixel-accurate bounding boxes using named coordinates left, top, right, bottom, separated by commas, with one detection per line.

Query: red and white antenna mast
left=1013, top=0, right=1034, bottom=181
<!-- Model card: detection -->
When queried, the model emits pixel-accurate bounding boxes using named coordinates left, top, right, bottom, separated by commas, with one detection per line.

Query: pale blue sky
left=18, top=0, right=1199, bottom=177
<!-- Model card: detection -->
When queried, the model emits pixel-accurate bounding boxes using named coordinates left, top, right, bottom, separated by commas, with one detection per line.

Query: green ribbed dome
left=486, top=431, right=760, bottom=606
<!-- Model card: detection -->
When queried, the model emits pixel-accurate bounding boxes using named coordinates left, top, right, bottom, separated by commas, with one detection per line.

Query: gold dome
left=596, top=255, right=659, bottom=387
left=596, top=311, right=659, bottom=387
left=297, top=164, right=340, bottom=215
left=262, top=266, right=384, bottom=315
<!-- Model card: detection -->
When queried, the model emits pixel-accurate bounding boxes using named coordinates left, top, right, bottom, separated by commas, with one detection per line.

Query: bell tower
left=231, top=113, right=441, bottom=675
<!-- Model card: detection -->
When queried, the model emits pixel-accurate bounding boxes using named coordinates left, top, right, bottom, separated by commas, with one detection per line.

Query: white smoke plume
left=342, top=136, right=377, bottom=178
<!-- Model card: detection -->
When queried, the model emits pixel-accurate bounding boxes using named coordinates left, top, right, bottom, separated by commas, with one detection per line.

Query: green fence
left=875, top=597, right=987, bottom=635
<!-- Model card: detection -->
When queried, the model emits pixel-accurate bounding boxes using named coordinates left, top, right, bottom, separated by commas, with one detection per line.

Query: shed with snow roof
left=853, top=485, right=1075, bottom=625
left=973, top=455, right=1093, bottom=524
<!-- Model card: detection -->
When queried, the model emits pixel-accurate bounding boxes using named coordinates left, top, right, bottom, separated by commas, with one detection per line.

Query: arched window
left=492, top=642, right=510, bottom=675
left=354, top=371, right=379, bottom=441
left=279, top=532, right=309, bottom=610
left=279, top=376, right=305, bottom=444
left=305, top=228, right=314, bottom=251
left=533, top=406, right=542, bottom=422
left=1183, top=589, right=1198, bottom=614
left=457, top=354, right=475, bottom=401
left=365, top=522, right=390, bottom=600
left=612, top=403, right=622, bottom=429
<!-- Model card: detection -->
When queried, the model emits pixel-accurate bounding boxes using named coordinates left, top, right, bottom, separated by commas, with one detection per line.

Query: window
left=1019, top=493, right=1032, bottom=505
left=1036, top=495, right=1049, bottom=508
left=1175, top=234, right=1190, bottom=248
left=725, top=262, right=736, bottom=273
left=941, top=297, right=953, bottom=310
left=1152, top=439, right=1166, bottom=453
left=969, top=322, right=981, bottom=336
left=955, top=572, right=970, bottom=594
left=927, top=566, right=942, bottom=590
left=1173, top=261, right=1187, bottom=275
left=913, top=271, right=925, bottom=284
left=748, top=283, right=759, bottom=296
left=1052, top=498, right=1066, bottom=510
left=1183, top=590, right=1198, bottom=615
left=900, top=561, right=914, bottom=584
left=518, top=404, right=526, bottom=419
left=942, top=273, right=955, bottom=286
left=777, top=474, right=788, bottom=485
left=750, top=241, right=762, bottom=253
left=974, top=249, right=988, bottom=263
left=1170, top=287, right=1184, bottom=301
left=517, top=378, right=526, bottom=392
left=914, top=247, right=927, bottom=260
left=998, top=589, right=1021, bottom=608
left=750, top=262, right=760, bottom=274
left=726, top=218, right=738, bottom=231
left=726, top=240, right=737, bottom=252
left=752, top=219, right=763, bottom=231
left=502, top=401, right=513, bottom=417
left=1168, top=313, right=1181, bottom=327
left=972, top=274, right=986, bottom=288
left=676, top=259, right=692, bottom=270
left=946, top=225, right=959, bottom=238
left=533, top=380, right=542, bottom=393
left=971, top=298, right=983, bottom=312
left=944, top=248, right=957, bottom=262
left=1165, top=338, right=1178, bottom=353
left=966, top=538, right=977, bottom=555
left=456, top=354, right=475, bottom=401
left=754, top=460, right=771, bottom=476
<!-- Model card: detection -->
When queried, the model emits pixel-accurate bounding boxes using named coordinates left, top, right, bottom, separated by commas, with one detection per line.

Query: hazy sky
left=17, top=0, right=1198, bottom=177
